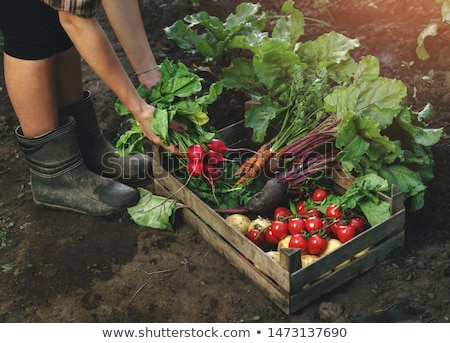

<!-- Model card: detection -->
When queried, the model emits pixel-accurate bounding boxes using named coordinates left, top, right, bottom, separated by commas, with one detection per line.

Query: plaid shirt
left=40, top=0, right=102, bottom=18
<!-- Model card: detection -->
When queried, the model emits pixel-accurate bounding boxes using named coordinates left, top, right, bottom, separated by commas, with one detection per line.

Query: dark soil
left=1, top=0, right=449, bottom=323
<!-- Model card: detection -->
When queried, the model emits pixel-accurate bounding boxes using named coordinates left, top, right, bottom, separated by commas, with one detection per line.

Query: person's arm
left=101, top=0, right=161, bottom=89
left=58, top=12, right=184, bottom=155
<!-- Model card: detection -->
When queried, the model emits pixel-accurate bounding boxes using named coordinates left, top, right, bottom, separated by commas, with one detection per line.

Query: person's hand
left=137, top=67, right=161, bottom=90
left=134, top=102, right=187, bottom=156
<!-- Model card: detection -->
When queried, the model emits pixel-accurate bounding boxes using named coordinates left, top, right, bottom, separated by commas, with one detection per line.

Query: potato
left=354, top=247, right=370, bottom=259
left=277, top=235, right=292, bottom=253
left=319, top=238, right=343, bottom=257
left=319, top=238, right=351, bottom=270
left=266, top=250, right=280, bottom=263
left=225, top=214, right=251, bottom=235
left=247, top=216, right=272, bottom=234
left=301, top=254, right=319, bottom=267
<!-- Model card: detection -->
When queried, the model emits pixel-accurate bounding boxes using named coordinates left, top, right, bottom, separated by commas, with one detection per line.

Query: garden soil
left=0, top=0, right=449, bottom=323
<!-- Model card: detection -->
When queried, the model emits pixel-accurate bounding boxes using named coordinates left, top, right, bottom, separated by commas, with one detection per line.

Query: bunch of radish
left=185, top=139, right=231, bottom=183
left=185, top=138, right=258, bottom=183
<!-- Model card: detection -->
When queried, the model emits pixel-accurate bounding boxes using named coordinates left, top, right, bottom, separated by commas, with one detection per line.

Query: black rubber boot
left=15, top=119, right=140, bottom=216
left=59, top=90, right=152, bottom=183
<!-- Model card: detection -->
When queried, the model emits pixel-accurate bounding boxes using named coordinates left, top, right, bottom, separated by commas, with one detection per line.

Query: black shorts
left=0, top=0, right=73, bottom=60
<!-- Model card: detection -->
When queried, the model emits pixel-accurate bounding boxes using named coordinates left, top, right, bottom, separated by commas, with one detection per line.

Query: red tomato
left=289, top=234, right=308, bottom=252
left=296, top=201, right=322, bottom=217
left=295, top=200, right=306, bottom=215
left=274, top=207, right=292, bottom=221
left=349, top=217, right=366, bottom=234
left=270, top=221, right=289, bottom=240
left=307, top=234, right=327, bottom=255
left=288, top=217, right=306, bottom=235
left=305, top=208, right=322, bottom=217
left=330, top=220, right=345, bottom=236
left=325, top=204, right=343, bottom=219
left=304, top=216, right=323, bottom=233
left=247, top=228, right=265, bottom=247
left=311, top=188, right=328, bottom=202
left=265, top=228, right=279, bottom=246
left=336, top=224, right=356, bottom=243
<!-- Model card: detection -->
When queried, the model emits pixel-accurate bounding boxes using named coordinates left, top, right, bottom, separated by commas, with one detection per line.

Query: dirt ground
left=1, top=0, right=449, bottom=323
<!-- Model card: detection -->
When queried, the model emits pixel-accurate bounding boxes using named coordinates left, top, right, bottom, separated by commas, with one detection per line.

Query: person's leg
left=3, top=53, right=59, bottom=138
left=55, top=44, right=153, bottom=183
left=1, top=0, right=139, bottom=215
left=55, top=46, right=83, bottom=109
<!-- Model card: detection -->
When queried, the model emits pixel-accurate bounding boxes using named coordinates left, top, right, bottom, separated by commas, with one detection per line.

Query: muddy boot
left=15, top=118, right=140, bottom=216
left=59, top=90, right=152, bottom=183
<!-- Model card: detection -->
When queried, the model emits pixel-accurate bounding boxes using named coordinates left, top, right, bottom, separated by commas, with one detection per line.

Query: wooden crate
left=151, top=123, right=405, bottom=315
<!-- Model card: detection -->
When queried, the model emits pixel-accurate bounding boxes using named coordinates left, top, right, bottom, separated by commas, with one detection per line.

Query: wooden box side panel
left=289, top=231, right=405, bottom=314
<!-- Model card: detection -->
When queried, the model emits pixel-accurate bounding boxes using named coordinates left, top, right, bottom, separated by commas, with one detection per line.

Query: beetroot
left=245, top=178, right=288, bottom=213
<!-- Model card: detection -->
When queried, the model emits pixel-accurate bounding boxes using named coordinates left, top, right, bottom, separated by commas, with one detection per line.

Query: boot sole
left=33, top=198, right=128, bottom=217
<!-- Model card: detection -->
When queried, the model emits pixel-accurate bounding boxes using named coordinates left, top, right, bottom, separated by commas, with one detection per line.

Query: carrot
left=233, top=143, right=273, bottom=187
left=234, top=142, right=271, bottom=175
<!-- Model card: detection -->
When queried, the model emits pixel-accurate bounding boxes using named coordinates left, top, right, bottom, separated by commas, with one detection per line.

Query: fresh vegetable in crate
left=240, top=174, right=390, bottom=257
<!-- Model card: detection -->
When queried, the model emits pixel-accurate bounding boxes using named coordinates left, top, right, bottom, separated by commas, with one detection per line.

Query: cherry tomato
left=288, top=217, right=306, bottom=235
left=330, top=220, right=345, bottom=236
left=295, top=200, right=306, bottom=215
left=307, top=233, right=327, bottom=255
left=304, top=216, right=323, bottom=233
left=289, top=234, right=308, bottom=252
left=265, top=228, right=279, bottom=246
left=247, top=228, right=265, bottom=247
left=270, top=221, right=289, bottom=240
left=296, top=201, right=322, bottom=217
left=349, top=217, right=366, bottom=234
left=325, top=204, right=343, bottom=219
left=311, top=188, right=328, bottom=202
left=274, top=207, right=292, bottom=221
left=305, top=208, right=322, bottom=217
left=336, top=224, right=356, bottom=243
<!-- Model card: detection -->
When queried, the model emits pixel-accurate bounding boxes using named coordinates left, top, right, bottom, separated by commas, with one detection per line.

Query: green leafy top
left=115, top=59, right=222, bottom=154
left=164, top=1, right=444, bottom=212
left=324, top=55, right=443, bottom=211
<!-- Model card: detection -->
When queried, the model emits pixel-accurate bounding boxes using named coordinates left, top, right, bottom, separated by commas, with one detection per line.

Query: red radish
left=186, top=144, right=206, bottom=161
left=187, top=159, right=203, bottom=177
left=206, top=138, right=257, bottom=154
left=202, top=163, right=222, bottom=182
left=202, top=163, right=215, bottom=176
left=206, top=139, right=228, bottom=154
left=203, top=150, right=225, bottom=165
